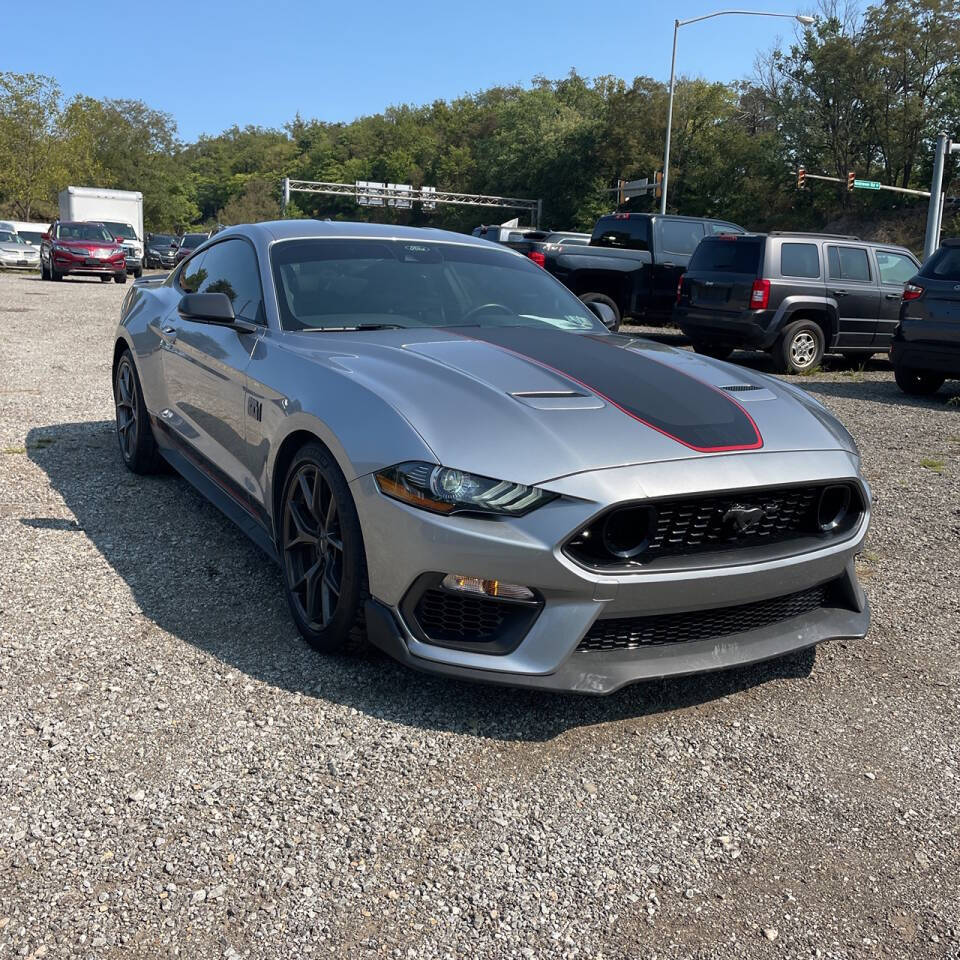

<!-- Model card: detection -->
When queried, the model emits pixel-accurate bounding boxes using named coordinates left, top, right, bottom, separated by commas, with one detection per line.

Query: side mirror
left=586, top=300, right=619, bottom=330
left=178, top=292, right=256, bottom=333
left=41, top=232, right=50, bottom=242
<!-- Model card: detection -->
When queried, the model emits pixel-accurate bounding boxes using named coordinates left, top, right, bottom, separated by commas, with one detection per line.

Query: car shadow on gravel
left=26, top=420, right=817, bottom=742
left=801, top=377, right=960, bottom=407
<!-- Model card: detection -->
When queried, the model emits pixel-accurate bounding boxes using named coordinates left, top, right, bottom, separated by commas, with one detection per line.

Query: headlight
left=375, top=461, right=556, bottom=517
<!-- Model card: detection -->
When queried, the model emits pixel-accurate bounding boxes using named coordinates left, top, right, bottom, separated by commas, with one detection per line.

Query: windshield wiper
left=302, top=323, right=407, bottom=332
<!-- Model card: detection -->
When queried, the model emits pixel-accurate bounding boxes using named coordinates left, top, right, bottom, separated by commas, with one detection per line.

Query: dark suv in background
left=891, top=238, right=960, bottom=396
left=675, top=232, right=919, bottom=373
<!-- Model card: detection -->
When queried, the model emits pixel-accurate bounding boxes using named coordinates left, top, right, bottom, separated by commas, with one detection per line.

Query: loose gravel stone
left=0, top=275, right=958, bottom=958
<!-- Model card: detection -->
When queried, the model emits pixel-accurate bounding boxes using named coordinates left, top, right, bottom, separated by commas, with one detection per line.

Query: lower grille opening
left=401, top=574, right=543, bottom=655
left=578, top=581, right=841, bottom=653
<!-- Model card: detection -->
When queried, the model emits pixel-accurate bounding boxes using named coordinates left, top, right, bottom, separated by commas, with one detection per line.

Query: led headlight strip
left=375, top=461, right=556, bottom=517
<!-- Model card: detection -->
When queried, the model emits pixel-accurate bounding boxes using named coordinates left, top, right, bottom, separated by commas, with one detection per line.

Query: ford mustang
left=111, top=221, right=870, bottom=694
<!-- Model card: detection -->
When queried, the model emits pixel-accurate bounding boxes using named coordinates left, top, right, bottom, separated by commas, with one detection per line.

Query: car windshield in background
left=688, top=238, right=762, bottom=273
left=920, top=246, right=960, bottom=281
left=271, top=239, right=604, bottom=333
left=150, top=235, right=175, bottom=246
left=590, top=216, right=649, bottom=251
left=0, top=231, right=24, bottom=244
left=18, top=232, right=43, bottom=245
left=59, top=223, right=113, bottom=242
left=101, top=222, right=137, bottom=239
left=181, top=235, right=206, bottom=249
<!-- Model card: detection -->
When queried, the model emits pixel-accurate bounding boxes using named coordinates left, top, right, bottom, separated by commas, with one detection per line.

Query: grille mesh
left=564, top=484, right=862, bottom=570
left=414, top=589, right=509, bottom=644
left=578, top=582, right=831, bottom=652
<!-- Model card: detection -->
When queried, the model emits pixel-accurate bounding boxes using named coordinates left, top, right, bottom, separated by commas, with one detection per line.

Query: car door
left=873, top=248, right=921, bottom=348
left=159, top=237, right=265, bottom=489
left=825, top=244, right=880, bottom=349
left=654, top=218, right=706, bottom=313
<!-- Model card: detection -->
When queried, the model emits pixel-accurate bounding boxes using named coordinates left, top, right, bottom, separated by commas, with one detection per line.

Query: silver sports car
left=112, top=220, right=870, bottom=694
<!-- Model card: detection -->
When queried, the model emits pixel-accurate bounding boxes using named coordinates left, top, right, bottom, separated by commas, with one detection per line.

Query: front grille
left=414, top=589, right=508, bottom=644
left=565, top=483, right=863, bottom=571
left=578, top=582, right=832, bottom=652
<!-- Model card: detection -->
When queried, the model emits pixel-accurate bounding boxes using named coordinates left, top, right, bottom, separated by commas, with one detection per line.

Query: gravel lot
left=1, top=269, right=958, bottom=960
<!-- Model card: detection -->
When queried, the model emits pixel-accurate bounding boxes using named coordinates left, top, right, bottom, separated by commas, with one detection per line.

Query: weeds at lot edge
left=920, top=458, right=946, bottom=474
left=2, top=437, right=57, bottom=455
left=795, top=364, right=823, bottom=377
left=856, top=550, right=880, bottom=579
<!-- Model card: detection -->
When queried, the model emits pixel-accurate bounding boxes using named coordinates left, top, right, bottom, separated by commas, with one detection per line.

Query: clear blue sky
left=7, top=0, right=812, bottom=141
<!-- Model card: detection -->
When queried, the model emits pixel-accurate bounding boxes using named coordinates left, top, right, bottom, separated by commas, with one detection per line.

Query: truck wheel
left=133, top=266, right=143, bottom=279
left=692, top=341, right=734, bottom=361
left=580, top=293, right=621, bottom=332
left=100, top=275, right=111, bottom=283
left=772, top=319, right=824, bottom=374
left=894, top=366, right=944, bottom=396
left=114, top=272, right=127, bottom=285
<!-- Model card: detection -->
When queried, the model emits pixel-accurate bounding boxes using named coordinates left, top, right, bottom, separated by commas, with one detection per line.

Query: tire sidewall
left=278, top=443, right=367, bottom=654
left=580, top=292, right=621, bottom=332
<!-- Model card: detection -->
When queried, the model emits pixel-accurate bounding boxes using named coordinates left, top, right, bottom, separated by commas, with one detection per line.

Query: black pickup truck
left=543, top=212, right=745, bottom=327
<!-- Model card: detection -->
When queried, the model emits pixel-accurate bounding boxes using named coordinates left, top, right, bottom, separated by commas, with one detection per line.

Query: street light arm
left=677, top=9, right=813, bottom=27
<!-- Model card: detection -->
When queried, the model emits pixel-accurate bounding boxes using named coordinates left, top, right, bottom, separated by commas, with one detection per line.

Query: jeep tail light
left=527, top=251, right=546, bottom=268
left=676, top=273, right=684, bottom=305
left=902, top=283, right=924, bottom=301
left=750, top=278, right=770, bottom=309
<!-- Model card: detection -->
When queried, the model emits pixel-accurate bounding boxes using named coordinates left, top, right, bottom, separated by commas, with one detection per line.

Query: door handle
left=885, top=292, right=900, bottom=300
left=161, top=325, right=177, bottom=335
left=662, top=261, right=675, bottom=268
left=831, top=289, right=848, bottom=296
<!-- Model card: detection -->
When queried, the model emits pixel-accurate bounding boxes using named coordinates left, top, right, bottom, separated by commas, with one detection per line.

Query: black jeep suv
left=674, top=232, right=919, bottom=373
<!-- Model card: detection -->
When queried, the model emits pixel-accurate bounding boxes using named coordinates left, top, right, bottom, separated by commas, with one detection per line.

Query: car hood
left=282, top=327, right=858, bottom=486
left=55, top=238, right=120, bottom=251
left=0, top=243, right=38, bottom=255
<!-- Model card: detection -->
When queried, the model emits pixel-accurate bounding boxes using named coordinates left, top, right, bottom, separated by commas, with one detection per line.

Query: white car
left=0, top=229, right=40, bottom=270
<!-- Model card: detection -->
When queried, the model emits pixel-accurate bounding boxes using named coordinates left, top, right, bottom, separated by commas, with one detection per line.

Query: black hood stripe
left=455, top=327, right=763, bottom=453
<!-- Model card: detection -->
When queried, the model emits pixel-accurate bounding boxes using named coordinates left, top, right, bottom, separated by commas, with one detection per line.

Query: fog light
left=441, top=574, right=534, bottom=601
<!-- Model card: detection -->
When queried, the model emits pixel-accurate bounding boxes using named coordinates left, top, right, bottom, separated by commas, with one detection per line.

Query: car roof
left=223, top=219, right=501, bottom=249
left=700, top=231, right=913, bottom=253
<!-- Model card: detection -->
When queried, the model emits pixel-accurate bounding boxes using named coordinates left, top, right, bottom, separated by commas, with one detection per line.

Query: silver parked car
left=112, top=221, right=870, bottom=694
left=0, top=229, right=41, bottom=270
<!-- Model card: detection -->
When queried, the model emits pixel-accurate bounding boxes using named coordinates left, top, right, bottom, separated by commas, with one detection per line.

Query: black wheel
left=692, top=341, right=734, bottom=361
left=772, top=319, right=825, bottom=374
left=279, top=442, right=368, bottom=654
left=41, top=261, right=49, bottom=281
left=51, top=264, right=62, bottom=281
left=114, top=350, right=163, bottom=474
left=100, top=275, right=111, bottom=283
left=580, top=292, right=621, bottom=332
left=894, top=365, right=944, bottom=396
left=114, top=272, right=127, bottom=284
left=133, top=267, right=143, bottom=279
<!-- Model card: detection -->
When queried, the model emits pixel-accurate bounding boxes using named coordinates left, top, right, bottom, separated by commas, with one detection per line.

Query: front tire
left=772, top=319, right=825, bottom=374
left=100, top=275, right=112, bottom=283
left=894, top=365, right=945, bottom=396
left=279, top=443, right=368, bottom=655
left=114, top=350, right=163, bottom=474
left=114, top=271, right=127, bottom=284
left=41, top=261, right=49, bottom=281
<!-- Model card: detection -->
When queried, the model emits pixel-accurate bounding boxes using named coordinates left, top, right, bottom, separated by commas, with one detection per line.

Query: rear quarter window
left=591, top=216, right=650, bottom=251
left=687, top=238, right=762, bottom=273
left=660, top=219, right=706, bottom=256
left=920, top=246, right=960, bottom=281
left=780, top=242, right=821, bottom=279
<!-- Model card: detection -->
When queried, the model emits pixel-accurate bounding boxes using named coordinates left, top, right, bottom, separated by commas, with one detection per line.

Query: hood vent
left=718, top=383, right=777, bottom=402
left=510, top=389, right=605, bottom=411
left=512, top=390, right=585, bottom=398
left=720, top=384, right=762, bottom=392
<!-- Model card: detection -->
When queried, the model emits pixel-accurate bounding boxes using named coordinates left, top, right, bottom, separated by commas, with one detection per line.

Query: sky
left=5, top=0, right=813, bottom=141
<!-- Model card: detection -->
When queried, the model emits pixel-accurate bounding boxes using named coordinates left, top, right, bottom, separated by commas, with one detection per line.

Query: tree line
left=2, top=0, right=959, bottom=250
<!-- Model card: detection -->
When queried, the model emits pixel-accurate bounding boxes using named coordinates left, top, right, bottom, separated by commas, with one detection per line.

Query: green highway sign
left=854, top=179, right=882, bottom=190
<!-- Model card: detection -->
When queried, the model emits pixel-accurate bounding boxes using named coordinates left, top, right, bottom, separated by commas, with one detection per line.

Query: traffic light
left=847, top=171, right=855, bottom=191
left=797, top=166, right=805, bottom=190
left=654, top=170, right=663, bottom=199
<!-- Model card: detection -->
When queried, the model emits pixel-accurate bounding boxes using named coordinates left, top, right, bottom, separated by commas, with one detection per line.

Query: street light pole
left=660, top=9, right=815, bottom=215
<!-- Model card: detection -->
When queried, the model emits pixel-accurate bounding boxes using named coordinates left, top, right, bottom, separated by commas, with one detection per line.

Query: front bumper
left=350, top=450, right=871, bottom=694
left=0, top=258, right=40, bottom=270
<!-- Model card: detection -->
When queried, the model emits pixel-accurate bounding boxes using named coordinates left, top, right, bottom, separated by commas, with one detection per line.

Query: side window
left=780, top=243, right=820, bottom=279
left=827, top=246, right=871, bottom=282
left=709, top=222, right=743, bottom=235
left=660, top=220, right=706, bottom=256
left=876, top=251, right=918, bottom=286
left=193, top=239, right=264, bottom=323
left=178, top=252, right=207, bottom=294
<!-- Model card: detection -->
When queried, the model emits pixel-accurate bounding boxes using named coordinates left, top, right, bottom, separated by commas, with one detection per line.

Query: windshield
left=18, top=231, right=43, bottom=245
left=58, top=223, right=113, bottom=242
left=0, top=231, right=25, bottom=244
left=271, top=238, right=604, bottom=333
left=181, top=234, right=206, bottom=249
left=149, top=235, right=175, bottom=246
left=101, top=222, right=138, bottom=240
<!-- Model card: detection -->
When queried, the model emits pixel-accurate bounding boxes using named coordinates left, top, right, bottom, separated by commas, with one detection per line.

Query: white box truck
left=58, top=186, right=145, bottom=276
